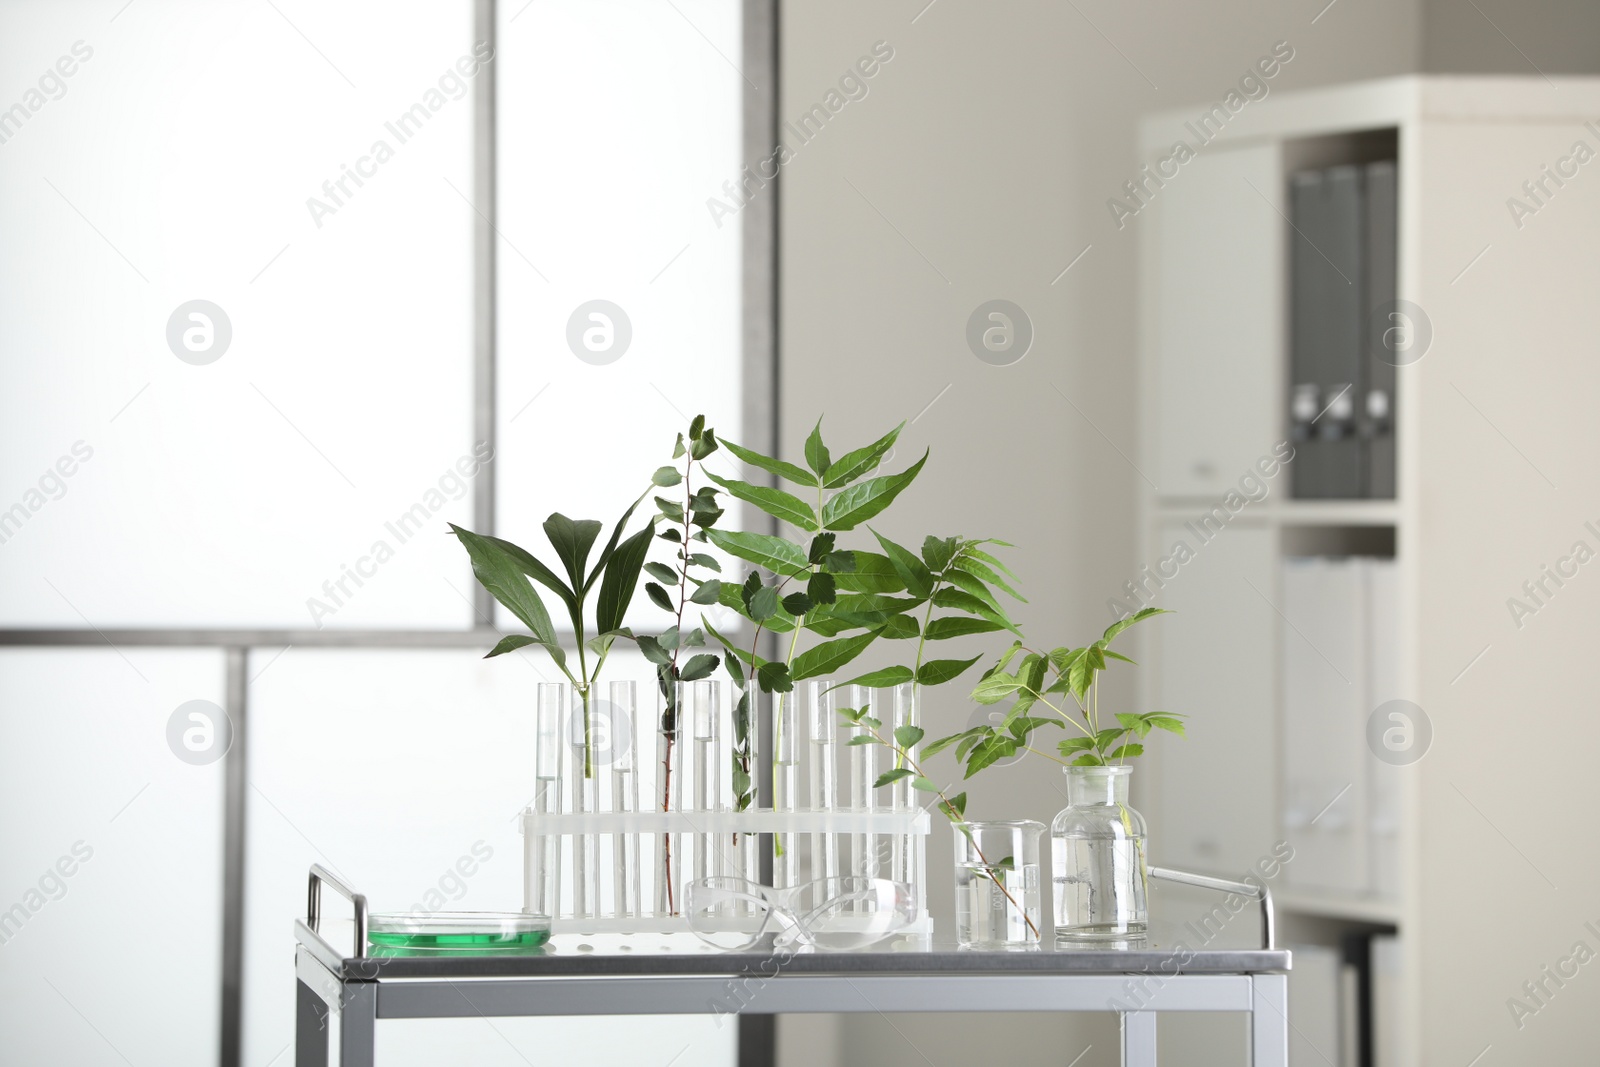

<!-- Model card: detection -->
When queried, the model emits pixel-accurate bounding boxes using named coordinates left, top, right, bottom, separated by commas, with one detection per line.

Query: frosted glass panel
left=244, top=647, right=735, bottom=1067
left=0, top=0, right=476, bottom=628
left=495, top=0, right=745, bottom=632
left=0, top=649, right=225, bottom=1067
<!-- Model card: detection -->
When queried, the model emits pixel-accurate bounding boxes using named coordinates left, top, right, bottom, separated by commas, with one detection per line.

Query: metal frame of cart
left=294, top=865, right=1292, bottom=1067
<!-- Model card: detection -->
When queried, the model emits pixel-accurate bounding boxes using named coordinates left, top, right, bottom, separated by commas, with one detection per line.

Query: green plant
left=449, top=502, right=655, bottom=779
left=925, top=607, right=1183, bottom=777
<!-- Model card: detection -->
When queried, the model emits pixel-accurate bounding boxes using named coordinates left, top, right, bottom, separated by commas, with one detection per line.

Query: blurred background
left=3, top=1, right=1598, bottom=1064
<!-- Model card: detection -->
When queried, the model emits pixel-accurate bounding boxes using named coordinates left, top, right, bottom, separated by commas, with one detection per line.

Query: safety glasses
left=685, top=876, right=915, bottom=951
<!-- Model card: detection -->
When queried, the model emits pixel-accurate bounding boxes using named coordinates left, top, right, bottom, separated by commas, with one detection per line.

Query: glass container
left=1051, top=765, right=1149, bottom=941
left=952, top=820, right=1043, bottom=949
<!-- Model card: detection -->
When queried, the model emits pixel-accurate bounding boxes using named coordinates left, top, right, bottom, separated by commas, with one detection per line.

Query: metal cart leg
left=296, top=979, right=329, bottom=1067
left=340, top=982, right=377, bottom=1067
left=1121, top=1011, right=1157, bottom=1066
left=1250, top=974, right=1289, bottom=1067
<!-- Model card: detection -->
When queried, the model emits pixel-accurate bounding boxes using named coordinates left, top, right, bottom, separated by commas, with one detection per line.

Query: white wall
left=777, top=1, right=1420, bottom=1063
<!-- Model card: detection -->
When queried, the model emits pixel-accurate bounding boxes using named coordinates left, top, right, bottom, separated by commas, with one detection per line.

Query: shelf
left=1151, top=500, right=1401, bottom=526
left=1275, top=889, right=1402, bottom=925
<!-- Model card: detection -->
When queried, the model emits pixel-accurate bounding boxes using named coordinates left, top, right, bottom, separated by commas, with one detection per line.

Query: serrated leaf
left=923, top=616, right=1005, bottom=641
left=1116, top=712, right=1152, bottom=739
left=1109, top=744, right=1144, bottom=760
left=757, top=661, right=793, bottom=693
left=823, top=551, right=856, bottom=573
left=1101, top=606, right=1170, bottom=645
left=870, top=529, right=934, bottom=598
left=952, top=553, right=1026, bottom=601
left=721, top=437, right=817, bottom=487
left=880, top=613, right=919, bottom=640
left=920, top=535, right=958, bottom=573
left=1059, top=736, right=1097, bottom=755
left=894, top=725, right=925, bottom=749
left=966, top=545, right=1019, bottom=580
left=645, top=582, right=674, bottom=612
left=806, top=571, right=837, bottom=606
left=923, top=728, right=982, bottom=758
left=1146, top=714, right=1186, bottom=737
left=821, top=421, right=903, bottom=488
left=652, top=465, right=683, bottom=487
left=971, top=671, right=1024, bottom=706
left=782, top=591, right=814, bottom=616
left=636, top=634, right=670, bottom=665
left=688, top=552, right=721, bottom=572
left=655, top=496, right=685, bottom=523
left=831, top=550, right=905, bottom=594
left=917, top=655, right=982, bottom=687
left=680, top=653, right=719, bottom=681
left=748, top=582, right=781, bottom=623
left=948, top=792, right=968, bottom=818
left=827, top=665, right=915, bottom=692
left=874, top=768, right=914, bottom=788
left=804, top=418, right=831, bottom=475
left=807, top=532, right=837, bottom=564
left=846, top=735, right=877, bottom=746
left=931, top=587, right=1020, bottom=637
left=821, top=450, right=928, bottom=531
left=942, top=567, right=1003, bottom=614
left=704, top=471, right=819, bottom=531
left=689, top=579, right=723, bottom=605
left=791, top=630, right=880, bottom=681
left=658, top=527, right=682, bottom=543
left=705, top=529, right=810, bottom=579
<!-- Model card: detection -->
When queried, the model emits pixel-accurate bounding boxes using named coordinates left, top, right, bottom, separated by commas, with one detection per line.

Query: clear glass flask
left=1051, top=765, right=1149, bottom=941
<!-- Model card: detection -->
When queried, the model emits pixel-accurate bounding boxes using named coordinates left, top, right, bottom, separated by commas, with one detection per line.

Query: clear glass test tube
left=806, top=681, right=839, bottom=882
left=609, top=681, right=640, bottom=919
left=687, top=680, right=721, bottom=882
left=888, top=683, right=919, bottom=885
left=530, top=682, right=565, bottom=920
left=655, top=685, right=683, bottom=916
left=734, top=689, right=758, bottom=887
left=772, top=688, right=798, bottom=887
left=569, top=687, right=600, bottom=919
left=846, top=684, right=879, bottom=882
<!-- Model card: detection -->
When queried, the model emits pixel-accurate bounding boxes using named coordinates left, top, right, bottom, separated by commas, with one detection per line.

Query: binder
left=1289, top=167, right=1365, bottom=499
left=1363, top=161, right=1399, bottom=498
left=1281, top=557, right=1367, bottom=894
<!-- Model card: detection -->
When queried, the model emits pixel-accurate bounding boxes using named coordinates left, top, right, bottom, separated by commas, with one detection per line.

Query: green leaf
left=1072, top=752, right=1108, bottom=766
left=746, top=580, right=780, bottom=622
left=870, top=529, right=934, bottom=597
left=583, top=493, right=648, bottom=596
left=1146, top=714, right=1186, bottom=737
left=1116, top=712, right=1152, bottom=739
left=923, top=616, right=1005, bottom=641
left=689, top=579, right=723, bottom=605
left=807, top=571, right=837, bottom=606
left=964, top=737, right=1015, bottom=778
left=804, top=418, right=831, bottom=475
left=966, top=545, right=1019, bottom=580
left=596, top=521, right=656, bottom=633
left=821, top=451, right=928, bottom=531
left=831, top=550, right=906, bottom=594
left=757, top=661, right=794, bottom=693
left=542, top=513, right=602, bottom=593
left=1095, top=727, right=1126, bottom=749
left=720, top=438, right=818, bottom=488
left=652, top=465, right=682, bottom=487
left=894, top=725, right=925, bottom=749
left=827, top=665, right=915, bottom=691
left=971, top=671, right=1024, bottom=705
left=791, top=630, right=880, bottom=681
left=912, top=776, right=939, bottom=792
left=644, top=562, right=677, bottom=585
left=782, top=591, right=814, bottom=616
left=874, top=768, right=915, bottom=788
left=822, top=421, right=904, bottom=488
left=449, top=525, right=560, bottom=644
left=688, top=552, right=721, bottom=572
left=947, top=792, right=968, bottom=818
left=916, top=655, right=983, bottom=687
left=952, top=553, right=1026, bottom=601
left=636, top=634, right=670, bottom=665
left=823, top=551, right=856, bottom=573
left=942, top=567, right=1003, bottom=614
left=690, top=429, right=718, bottom=460
left=931, top=588, right=1020, bottom=636
left=806, top=532, right=836, bottom=564
left=922, top=727, right=983, bottom=758
left=680, top=653, right=719, bottom=681
left=655, top=496, right=685, bottom=524
left=730, top=762, right=751, bottom=797
left=689, top=414, right=707, bottom=439
left=846, top=735, right=877, bottom=746
left=704, top=471, right=818, bottom=531
left=1058, top=736, right=1097, bottom=755
left=879, top=613, right=919, bottom=640
left=705, top=529, right=810, bottom=579
left=1108, top=743, right=1145, bottom=760
left=1103, top=649, right=1136, bottom=665
left=1101, top=606, right=1170, bottom=645
left=645, top=582, right=674, bottom=612
left=722, top=648, right=746, bottom=688
left=921, top=535, right=958, bottom=573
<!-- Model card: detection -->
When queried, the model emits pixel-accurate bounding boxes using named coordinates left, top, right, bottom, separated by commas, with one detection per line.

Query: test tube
left=530, top=683, right=564, bottom=919
left=888, top=683, right=919, bottom=885
left=609, top=681, right=640, bottom=919
left=655, top=684, right=683, bottom=916
left=847, top=684, right=878, bottom=882
left=806, top=681, right=839, bottom=882
left=570, top=687, right=601, bottom=919
left=687, top=681, right=721, bottom=883
left=772, top=688, right=799, bottom=887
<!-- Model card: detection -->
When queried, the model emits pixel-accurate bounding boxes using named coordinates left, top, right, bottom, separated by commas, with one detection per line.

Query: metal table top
left=295, top=919, right=1291, bottom=982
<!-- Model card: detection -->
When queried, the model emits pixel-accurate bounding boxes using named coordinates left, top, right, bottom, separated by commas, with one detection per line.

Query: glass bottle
left=1051, top=765, right=1148, bottom=941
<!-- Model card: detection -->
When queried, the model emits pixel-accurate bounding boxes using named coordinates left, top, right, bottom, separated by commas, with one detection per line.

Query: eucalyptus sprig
left=837, top=702, right=1040, bottom=940
left=925, top=608, right=1183, bottom=779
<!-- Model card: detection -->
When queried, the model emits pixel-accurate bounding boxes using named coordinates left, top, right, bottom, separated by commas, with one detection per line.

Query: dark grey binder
left=1290, top=166, right=1365, bottom=499
left=1363, top=161, right=1398, bottom=499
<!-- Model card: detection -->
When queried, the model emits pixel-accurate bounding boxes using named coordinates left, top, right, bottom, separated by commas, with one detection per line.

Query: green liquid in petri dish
left=368, top=928, right=551, bottom=950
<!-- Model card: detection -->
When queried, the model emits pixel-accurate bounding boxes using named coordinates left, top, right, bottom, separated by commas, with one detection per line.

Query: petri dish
left=367, top=912, right=552, bottom=955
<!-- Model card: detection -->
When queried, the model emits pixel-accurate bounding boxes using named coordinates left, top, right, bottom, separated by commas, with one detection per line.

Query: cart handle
left=1150, top=866, right=1275, bottom=950
left=307, top=863, right=368, bottom=957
